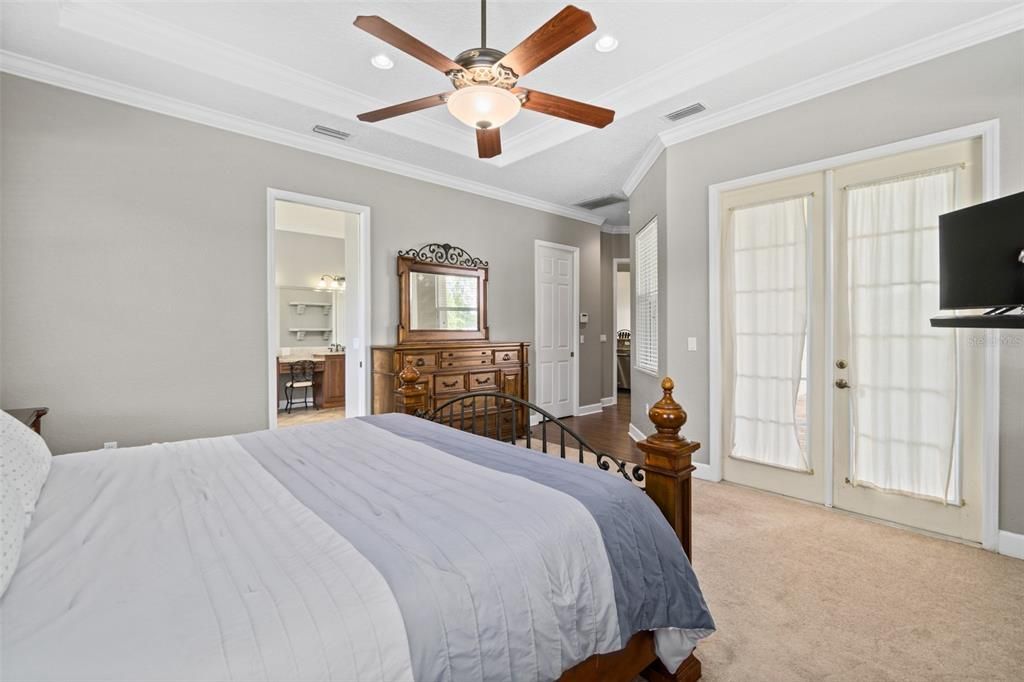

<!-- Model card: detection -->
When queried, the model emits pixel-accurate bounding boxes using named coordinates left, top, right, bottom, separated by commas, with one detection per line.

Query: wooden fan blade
left=354, top=16, right=464, bottom=74
left=514, top=88, right=614, bottom=128
left=476, top=127, right=501, bottom=159
left=498, top=5, right=596, bottom=77
left=357, top=92, right=453, bottom=123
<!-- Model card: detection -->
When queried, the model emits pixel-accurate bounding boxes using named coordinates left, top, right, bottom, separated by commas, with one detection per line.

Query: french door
left=831, top=140, right=983, bottom=539
left=719, top=139, right=984, bottom=541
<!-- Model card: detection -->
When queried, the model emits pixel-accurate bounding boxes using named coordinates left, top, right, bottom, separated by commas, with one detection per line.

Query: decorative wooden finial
left=398, top=359, right=421, bottom=389
left=648, top=377, right=688, bottom=442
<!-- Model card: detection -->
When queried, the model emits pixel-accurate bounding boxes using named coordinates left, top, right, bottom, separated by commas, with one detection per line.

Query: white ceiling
left=3, top=1, right=1021, bottom=226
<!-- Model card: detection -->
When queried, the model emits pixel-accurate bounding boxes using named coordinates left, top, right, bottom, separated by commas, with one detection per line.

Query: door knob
left=835, top=359, right=848, bottom=369
left=835, top=379, right=850, bottom=389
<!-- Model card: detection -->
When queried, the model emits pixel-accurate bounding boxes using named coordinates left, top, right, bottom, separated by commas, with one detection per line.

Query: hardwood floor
left=530, top=390, right=644, bottom=465
left=277, top=405, right=346, bottom=428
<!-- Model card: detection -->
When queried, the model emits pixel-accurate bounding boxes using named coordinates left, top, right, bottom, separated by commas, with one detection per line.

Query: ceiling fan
left=354, top=1, right=615, bottom=159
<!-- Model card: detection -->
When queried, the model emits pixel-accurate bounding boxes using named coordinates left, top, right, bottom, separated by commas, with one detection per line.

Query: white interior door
left=832, top=139, right=983, bottom=541
left=535, top=242, right=577, bottom=418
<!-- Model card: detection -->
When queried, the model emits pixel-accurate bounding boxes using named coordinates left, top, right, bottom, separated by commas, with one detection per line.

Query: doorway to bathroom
left=266, top=189, right=370, bottom=429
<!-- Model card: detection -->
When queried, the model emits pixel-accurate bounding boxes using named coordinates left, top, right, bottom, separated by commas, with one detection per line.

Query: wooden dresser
left=372, top=341, right=529, bottom=424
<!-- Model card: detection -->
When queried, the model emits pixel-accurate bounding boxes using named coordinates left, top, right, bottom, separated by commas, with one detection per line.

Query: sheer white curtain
left=845, top=167, right=959, bottom=503
left=726, top=196, right=811, bottom=471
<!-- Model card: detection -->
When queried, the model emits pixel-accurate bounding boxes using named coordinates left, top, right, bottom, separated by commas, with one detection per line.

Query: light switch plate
left=599, top=334, right=607, bottom=342
left=580, top=335, right=585, bottom=344
left=687, top=337, right=697, bottom=351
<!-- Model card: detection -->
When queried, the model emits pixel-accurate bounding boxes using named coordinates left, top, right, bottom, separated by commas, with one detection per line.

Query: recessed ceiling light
left=371, top=54, right=394, bottom=70
left=594, top=35, right=618, bottom=53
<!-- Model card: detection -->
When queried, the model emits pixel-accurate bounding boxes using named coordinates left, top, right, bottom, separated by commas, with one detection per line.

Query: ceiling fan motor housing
left=450, top=47, right=519, bottom=90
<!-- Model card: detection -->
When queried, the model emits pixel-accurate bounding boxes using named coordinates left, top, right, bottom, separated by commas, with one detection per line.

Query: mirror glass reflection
left=409, top=273, right=479, bottom=330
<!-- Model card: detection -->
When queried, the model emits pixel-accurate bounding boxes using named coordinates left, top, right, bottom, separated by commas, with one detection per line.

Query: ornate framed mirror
left=397, top=244, right=489, bottom=343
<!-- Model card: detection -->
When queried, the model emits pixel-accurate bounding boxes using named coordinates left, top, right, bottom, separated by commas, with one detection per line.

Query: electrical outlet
left=687, top=337, right=697, bottom=351
left=580, top=335, right=585, bottom=344
left=599, top=334, right=607, bottom=342
left=103, top=441, right=118, bottom=449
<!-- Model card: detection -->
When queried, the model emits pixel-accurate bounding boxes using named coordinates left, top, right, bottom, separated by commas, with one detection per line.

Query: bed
left=0, top=376, right=713, bottom=682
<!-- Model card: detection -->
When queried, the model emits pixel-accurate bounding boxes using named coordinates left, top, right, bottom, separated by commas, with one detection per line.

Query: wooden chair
left=285, top=360, right=316, bottom=414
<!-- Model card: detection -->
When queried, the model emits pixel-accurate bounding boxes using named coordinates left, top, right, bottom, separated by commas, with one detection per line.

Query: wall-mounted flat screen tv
left=939, top=190, right=1024, bottom=310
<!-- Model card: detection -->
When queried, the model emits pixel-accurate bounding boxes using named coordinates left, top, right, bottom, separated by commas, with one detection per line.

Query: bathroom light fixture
left=317, top=274, right=347, bottom=292
left=370, top=54, right=394, bottom=69
left=594, top=35, right=618, bottom=52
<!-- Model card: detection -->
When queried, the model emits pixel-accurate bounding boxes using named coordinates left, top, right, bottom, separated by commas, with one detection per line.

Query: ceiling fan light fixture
left=446, top=85, right=521, bottom=130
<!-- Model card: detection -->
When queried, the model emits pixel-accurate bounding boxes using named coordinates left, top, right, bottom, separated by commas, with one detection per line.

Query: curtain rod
left=728, top=192, right=814, bottom=212
left=843, top=162, right=965, bottom=191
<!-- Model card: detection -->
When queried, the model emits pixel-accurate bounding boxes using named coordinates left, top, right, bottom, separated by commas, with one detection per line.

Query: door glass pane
left=729, top=195, right=811, bottom=472
left=845, top=168, right=959, bottom=502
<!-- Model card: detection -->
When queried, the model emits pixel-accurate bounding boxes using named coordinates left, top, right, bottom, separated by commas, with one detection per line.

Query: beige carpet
left=691, top=480, right=1024, bottom=681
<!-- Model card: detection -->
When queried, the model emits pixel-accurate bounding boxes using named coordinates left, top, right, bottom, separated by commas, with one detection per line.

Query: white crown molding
left=57, top=1, right=473, bottom=158
left=494, top=2, right=885, bottom=167
left=622, top=2, right=1024, bottom=196
left=600, top=224, right=631, bottom=235
left=621, top=138, right=665, bottom=197
left=0, top=51, right=604, bottom=226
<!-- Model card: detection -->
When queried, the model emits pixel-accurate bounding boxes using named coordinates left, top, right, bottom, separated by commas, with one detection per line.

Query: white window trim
left=634, top=218, right=659, bottom=377
left=705, top=119, right=1001, bottom=552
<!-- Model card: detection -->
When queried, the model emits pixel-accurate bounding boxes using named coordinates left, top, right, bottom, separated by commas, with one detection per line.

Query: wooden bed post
left=395, top=360, right=428, bottom=415
left=637, top=377, right=699, bottom=560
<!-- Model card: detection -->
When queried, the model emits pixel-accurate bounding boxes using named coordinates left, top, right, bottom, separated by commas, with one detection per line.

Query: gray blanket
left=236, top=414, right=714, bottom=681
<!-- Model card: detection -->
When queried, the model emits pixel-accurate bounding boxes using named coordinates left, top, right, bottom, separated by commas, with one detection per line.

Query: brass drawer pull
left=415, top=358, right=425, bottom=367
left=475, top=376, right=489, bottom=385
left=502, top=353, right=511, bottom=361
left=442, top=380, right=459, bottom=388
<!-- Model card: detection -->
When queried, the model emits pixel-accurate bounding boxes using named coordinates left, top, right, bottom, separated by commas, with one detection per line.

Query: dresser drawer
left=441, top=349, right=492, bottom=360
left=434, top=373, right=467, bottom=394
left=494, top=349, right=521, bottom=365
left=441, top=357, right=493, bottom=369
left=402, top=353, right=437, bottom=370
left=468, top=370, right=498, bottom=391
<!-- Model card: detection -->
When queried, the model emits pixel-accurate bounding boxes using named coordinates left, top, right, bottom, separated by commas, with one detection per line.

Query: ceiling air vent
left=575, top=193, right=627, bottom=211
left=312, top=125, right=351, bottom=141
left=663, top=103, right=706, bottom=123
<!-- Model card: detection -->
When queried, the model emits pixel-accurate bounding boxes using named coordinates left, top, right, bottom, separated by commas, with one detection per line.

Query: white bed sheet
left=0, top=435, right=414, bottom=682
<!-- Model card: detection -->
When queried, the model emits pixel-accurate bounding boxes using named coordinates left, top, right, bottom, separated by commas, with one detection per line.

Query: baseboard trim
left=628, top=423, right=646, bottom=442
left=576, top=402, right=603, bottom=416
left=999, top=530, right=1024, bottom=560
left=693, top=462, right=721, bottom=482
left=600, top=395, right=617, bottom=407
left=529, top=414, right=542, bottom=427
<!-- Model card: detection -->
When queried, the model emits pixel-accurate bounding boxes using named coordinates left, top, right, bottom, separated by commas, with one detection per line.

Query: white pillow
left=0, top=410, right=52, bottom=525
left=1, top=478, right=26, bottom=597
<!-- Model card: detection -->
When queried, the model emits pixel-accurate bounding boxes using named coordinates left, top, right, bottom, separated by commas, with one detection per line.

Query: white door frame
left=707, top=119, right=1001, bottom=550
left=266, top=188, right=372, bottom=429
left=534, top=240, right=580, bottom=417
left=610, top=257, right=631, bottom=402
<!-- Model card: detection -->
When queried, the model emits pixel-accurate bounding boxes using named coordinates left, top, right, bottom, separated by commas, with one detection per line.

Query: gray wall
left=275, top=230, right=345, bottom=289
left=0, top=74, right=606, bottom=454
left=634, top=33, right=1024, bottom=532
left=628, top=151, right=669, bottom=433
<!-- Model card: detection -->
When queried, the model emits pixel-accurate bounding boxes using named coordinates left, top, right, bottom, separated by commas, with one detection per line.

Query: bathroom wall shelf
left=289, top=301, right=332, bottom=316
left=288, top=328, right=332, bottom=341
